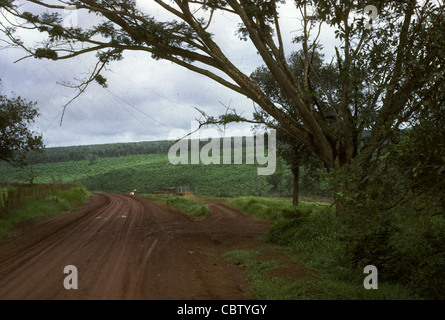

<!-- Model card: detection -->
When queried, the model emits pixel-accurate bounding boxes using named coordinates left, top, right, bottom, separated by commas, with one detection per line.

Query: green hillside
left=0, top=151, right=279, bottom=198
left=0, top=139, right=331, bottom=198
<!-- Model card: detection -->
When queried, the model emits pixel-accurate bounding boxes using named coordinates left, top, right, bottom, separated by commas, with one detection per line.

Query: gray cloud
left=1, top=46, right=253, bottom=147
left=1, top=2, right=340, bottom=148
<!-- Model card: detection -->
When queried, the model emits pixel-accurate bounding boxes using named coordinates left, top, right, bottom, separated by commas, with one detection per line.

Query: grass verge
left=226, top=196, right=330, bottom=220
left=222, top=246, right=317, bottom=300
left=141, top=194, right=211, bottom=218
left=0, top=185, right=91, bottom=237
left=224, top=196, right=419, bottom=300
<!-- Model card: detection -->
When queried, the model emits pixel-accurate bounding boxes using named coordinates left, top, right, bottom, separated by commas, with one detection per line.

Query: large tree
left=0, top=91, right=44, bottom=166
left=251, top=49, right=328, bottom=205
left=0, top=1, right=443, bottom=187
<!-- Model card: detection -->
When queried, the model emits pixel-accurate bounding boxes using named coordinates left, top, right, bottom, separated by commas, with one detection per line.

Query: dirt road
left=0, top=193, right=270, bottom=300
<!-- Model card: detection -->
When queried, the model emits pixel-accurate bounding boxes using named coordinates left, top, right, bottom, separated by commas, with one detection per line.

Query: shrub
left=266, top=216, right=306, bottom=245
left=340, top=209, right=445, bottom=299
left=391, top=214, right=445, bottom=299
left=0, top=185, right=91, bottom=237
left=340, top=212, right=400, bottom=281
left=227, top=196, right=319, bottom=221
left=146, top=194, right=211, bottom=218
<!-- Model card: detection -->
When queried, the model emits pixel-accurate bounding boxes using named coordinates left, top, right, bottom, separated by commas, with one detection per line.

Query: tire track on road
left=0, top=193, right=270, bottom=299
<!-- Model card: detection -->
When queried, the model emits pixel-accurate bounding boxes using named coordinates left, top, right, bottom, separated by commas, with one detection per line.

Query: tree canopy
left=0, top=90, right=44, bottom=166
left=0, top=0, right=443, bottom=172
left=251, top=49, right=326, bottom=205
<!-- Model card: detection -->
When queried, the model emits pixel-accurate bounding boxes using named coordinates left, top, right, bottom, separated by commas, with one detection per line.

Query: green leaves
left=34, top=48, right=58, bottom=60
left=94, top=74, right=108, bottom=88
left=20, top=11, right=39, bottom=23
left=0, top=93, right=43, bottom=167
left=218, top=113, right=245, bottom=124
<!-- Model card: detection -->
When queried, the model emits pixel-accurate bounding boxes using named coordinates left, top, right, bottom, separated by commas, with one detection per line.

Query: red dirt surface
left=0, top=193, right=270, bottom=300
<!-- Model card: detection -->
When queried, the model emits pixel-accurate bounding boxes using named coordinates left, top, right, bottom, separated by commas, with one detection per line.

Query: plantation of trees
left=0, top=139, right=330, bottom=199
left=28, top=140, right=176, bottom=164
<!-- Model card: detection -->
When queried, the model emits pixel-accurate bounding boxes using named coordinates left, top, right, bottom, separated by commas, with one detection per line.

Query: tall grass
left=225, top=196, right=418, bottom=299
left=142, top=194, right=211, bottom=218
left=227, top=196, right=330, bottom=220
left=0, top=184, right=91, bottom=237
left=0, top=183, right=83, bottom=217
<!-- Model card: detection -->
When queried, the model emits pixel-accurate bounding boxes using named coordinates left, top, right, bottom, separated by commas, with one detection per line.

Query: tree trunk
left=292, top=165, right=299, bottom=207
left=334, top=192, right=344, bottom=218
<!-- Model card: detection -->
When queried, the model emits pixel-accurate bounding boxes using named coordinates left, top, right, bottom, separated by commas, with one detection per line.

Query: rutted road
left=0, top=193, right=269, bottom=300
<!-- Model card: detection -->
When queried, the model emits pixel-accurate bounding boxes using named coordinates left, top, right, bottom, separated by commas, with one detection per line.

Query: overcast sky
left=0, top=1, right=342, bottom=148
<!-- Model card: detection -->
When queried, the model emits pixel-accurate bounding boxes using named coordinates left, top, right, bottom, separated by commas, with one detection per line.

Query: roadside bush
left=146, top=194, right=211, bottom=218
left=390, top=214, right=445, bottom=299
left=45, top=195, right=70, bottom=208
left=230, top=194, right=444, bottom=299
left=266, top=216, right=306, bottom=245
left=54, top=186, right=92, bottom=205
left=340, top=212, right=400, bottom=280
left=265, top=205, right=344, bottom=266
left=325, top=123, right=445, bottom=300
left=264, top=197, right=445, bottom=299
left=228, top=196, right=317, bottom=221
left=0, top=185, right=91, bottom=237
left=172, top=200, right=210, bottom=218
left=338, top=206, right=445, bottom=299
left=414, top=218, right=445, bottom=299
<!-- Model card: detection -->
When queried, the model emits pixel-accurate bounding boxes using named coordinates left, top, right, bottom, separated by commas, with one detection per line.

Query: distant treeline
left=30, top=140, right=176, bottom=164
left=29, top=136, right=277, bottom=165
left=0, top=137, right=330, bottom=199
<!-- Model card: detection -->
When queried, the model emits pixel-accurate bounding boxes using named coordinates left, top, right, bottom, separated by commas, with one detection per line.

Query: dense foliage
left=229, top=196, right=444, bottom=299
left=0, top=92, right=43, bottom=166
left=143, top=194, right=211, bottom=218
left=0, top=184, right=91, bottom=236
